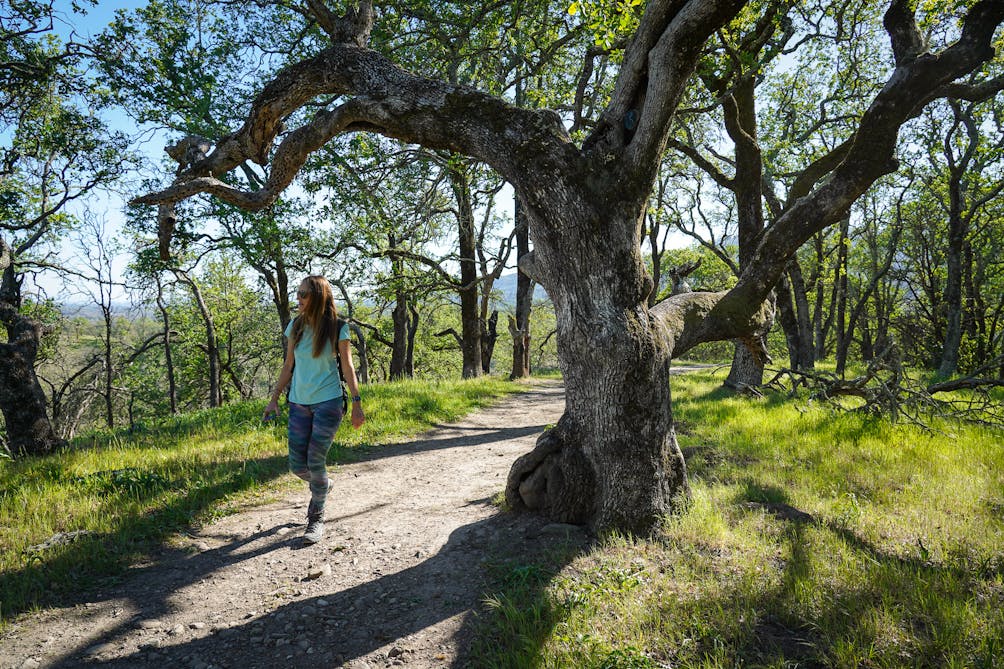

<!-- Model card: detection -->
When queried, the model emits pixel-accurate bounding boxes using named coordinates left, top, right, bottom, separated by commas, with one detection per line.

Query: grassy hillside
left=470, top=369, right=1004, bottom=668
left=0, top=377, right=522, bottom=626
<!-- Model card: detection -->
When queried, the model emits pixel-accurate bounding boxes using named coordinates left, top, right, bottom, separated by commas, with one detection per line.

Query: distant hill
left=491, top=272, right=548, bottom=306
left=59, top=301, right=148, bottom=321
left=53, top=276, right=543, bottom=320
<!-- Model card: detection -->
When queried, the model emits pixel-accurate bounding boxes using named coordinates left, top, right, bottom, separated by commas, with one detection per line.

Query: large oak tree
left=135, top=0, right=1004, bottom=533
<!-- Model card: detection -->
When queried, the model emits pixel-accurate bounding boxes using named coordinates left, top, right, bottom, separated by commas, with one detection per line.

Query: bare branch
left=434, top=327, right=463, bottom=346
left=304, top=0, right=374, bottom=46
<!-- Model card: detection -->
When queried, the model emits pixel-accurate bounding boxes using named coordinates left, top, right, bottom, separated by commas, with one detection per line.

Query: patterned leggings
left=287, top=398, right=344, bottom=515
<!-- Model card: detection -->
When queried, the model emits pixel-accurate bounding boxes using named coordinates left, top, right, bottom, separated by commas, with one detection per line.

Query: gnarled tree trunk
left=0, top=242, right=63, bottom=457
left=505, top=188, right=690, bottom=532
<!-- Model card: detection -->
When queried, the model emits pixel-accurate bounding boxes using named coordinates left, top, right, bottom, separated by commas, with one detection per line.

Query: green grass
left=469, top=368, right=1004, bottom=668
left=0, top=376, right=523, bottom=626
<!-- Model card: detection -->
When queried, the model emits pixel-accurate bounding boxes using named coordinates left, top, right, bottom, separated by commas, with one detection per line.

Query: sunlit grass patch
left=468, top=367, right=1004, bottom=667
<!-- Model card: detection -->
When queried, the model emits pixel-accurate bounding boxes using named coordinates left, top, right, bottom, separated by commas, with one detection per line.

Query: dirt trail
left=2, top=380, right=577, bottom=669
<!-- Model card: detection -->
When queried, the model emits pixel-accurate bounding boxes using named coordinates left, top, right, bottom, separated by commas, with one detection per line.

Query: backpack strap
left=334, top=318, right=349, bottom=411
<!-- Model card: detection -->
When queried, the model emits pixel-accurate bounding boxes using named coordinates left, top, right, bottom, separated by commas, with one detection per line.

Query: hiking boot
left=303, top=479, right=331, bottom=544
left=303, top=516, right=324, bottom=544
left=306, top=479, right=333, bottom=519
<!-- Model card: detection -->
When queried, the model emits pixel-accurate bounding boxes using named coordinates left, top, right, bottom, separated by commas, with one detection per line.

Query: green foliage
left=96, top=0, right=250, bottom=135
left=19, top=298, right=62, bottom=363
left=0, top=375, right=524, bottom=625
left=568, top=0, right=643, bottom=50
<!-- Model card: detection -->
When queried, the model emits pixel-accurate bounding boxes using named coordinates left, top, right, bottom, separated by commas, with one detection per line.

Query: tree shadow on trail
left=45, top=510, right=588, bottom=669
left=1, top=453, right=290, bottom=623
left=331, top=382, right=565, bottom=466
left=334, top=424, right=551, bottom=466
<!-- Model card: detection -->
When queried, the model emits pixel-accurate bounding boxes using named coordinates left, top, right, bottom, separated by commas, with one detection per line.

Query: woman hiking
left=263, top=275, right=365, bottom=544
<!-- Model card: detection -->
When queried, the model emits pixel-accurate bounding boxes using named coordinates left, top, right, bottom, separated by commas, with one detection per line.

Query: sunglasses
left=296, top=289, right=310, bottom=298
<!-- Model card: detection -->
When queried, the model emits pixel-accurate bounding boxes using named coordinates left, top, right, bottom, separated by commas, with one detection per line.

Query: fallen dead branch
left=764, top=348, right=1004, bottom=429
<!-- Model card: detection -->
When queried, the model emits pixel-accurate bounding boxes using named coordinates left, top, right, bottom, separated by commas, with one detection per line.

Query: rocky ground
left=2, top=379, right=582, bottom=669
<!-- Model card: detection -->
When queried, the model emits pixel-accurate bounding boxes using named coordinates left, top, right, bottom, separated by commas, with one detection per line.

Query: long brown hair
left=290, top=275, right=340, bottom=358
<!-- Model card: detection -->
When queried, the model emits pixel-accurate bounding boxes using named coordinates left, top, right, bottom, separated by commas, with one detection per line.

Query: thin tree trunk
left=967, top=242, right=987, bottom=367
left=860, top=318, right=874, bottom=360
left=388, top=236, right=410, bottom=379
left=834, top=216, right=852, bottom=375
left=102, top=303, right=114, bottom=428
left=837, top=214, right=901, bottom=375
left=510, top=196, right=532, bottom=379
left=480, top=310, right=498, bottom=374
left=174, top=269, right=221, bottom=408
left=448, top=160, right=483, bottom=379
left=938, top=101, right=979, bottom=378
left=788, top=260, right=815, bottom=370
left=346, top=322, right=369, bottom=384
left=406, top=304, right=418, bottom=378
left=938, top=206, right=965, bottom=376
left=776, top=274, right=801, bottom=369
left=155, top=284, right=178, bottom=414
left=275, top=258, right=292, bottom=331
left=811, top=235, right=825, bottom=360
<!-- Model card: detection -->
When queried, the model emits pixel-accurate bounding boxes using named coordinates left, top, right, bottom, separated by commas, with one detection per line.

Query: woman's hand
left=263, top=399, right=279, bottom=423
left=351, top=402, right=365, bottom=429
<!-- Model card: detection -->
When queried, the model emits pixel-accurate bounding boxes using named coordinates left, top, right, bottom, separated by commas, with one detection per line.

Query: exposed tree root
left=505, top=417, right=595, bottom=525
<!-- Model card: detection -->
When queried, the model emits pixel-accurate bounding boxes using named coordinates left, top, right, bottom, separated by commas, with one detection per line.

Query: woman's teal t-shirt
left=284, top=318, right=351, bottom=405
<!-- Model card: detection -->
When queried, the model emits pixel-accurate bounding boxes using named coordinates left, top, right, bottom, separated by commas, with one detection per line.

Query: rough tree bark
left=389, top=290, right=410, bottom=379
left=406, top=304, right=417, bottom=378
left=481, top=310, right=498, bottom=374
left=133, top=0, right=1004, bottom=534
left=787, top=260, right=815, bottom=370
left=718, top=76, right=769, bottom=390
left=389, top=238, right=411, bottom=380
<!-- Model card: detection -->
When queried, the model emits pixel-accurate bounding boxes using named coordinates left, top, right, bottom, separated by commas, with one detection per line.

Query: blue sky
left=22, top=1, right=162, bottom=304
left=52, top=0, right=147, bottom=39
